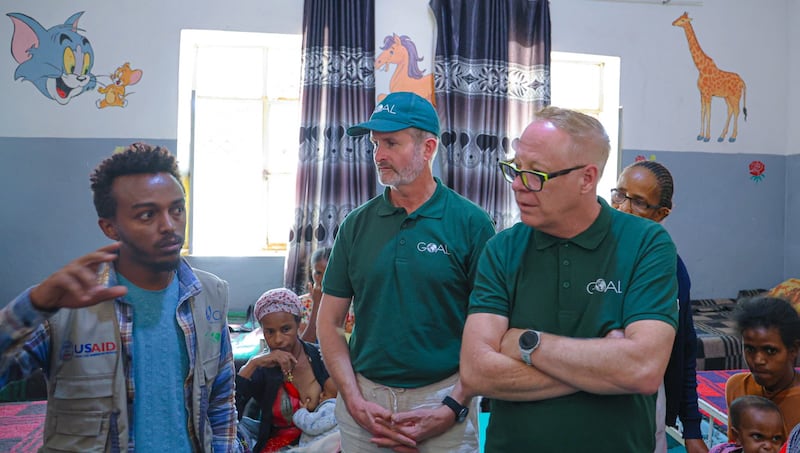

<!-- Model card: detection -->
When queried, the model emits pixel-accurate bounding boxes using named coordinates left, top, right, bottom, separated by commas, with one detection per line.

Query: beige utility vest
left=42, top=269, right=229, bottom=452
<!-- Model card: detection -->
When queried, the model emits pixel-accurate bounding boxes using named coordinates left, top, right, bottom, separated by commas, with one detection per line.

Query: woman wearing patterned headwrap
left=235, top=288, right=330, bottom=452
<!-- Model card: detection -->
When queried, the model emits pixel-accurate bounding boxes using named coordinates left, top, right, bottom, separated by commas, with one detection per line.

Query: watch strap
left=441, top=395, right=468, bottom=422
left=521, top=348, right=533, bottom=365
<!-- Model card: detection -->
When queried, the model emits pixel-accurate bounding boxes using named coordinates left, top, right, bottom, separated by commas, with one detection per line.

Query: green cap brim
left=346, top=118, right=416, bottom=137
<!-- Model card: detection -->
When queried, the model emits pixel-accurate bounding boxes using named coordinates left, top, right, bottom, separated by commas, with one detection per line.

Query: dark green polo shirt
left=323, top=178, right=495, bottom=388
left=469, top=198, right=678, bottom=452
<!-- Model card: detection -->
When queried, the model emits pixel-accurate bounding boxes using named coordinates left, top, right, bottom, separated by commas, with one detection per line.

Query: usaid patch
left=60, top=339, right=117, bottom=361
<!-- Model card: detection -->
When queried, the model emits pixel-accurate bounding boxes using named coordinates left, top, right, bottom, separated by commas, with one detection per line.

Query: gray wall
left=786, top=154, right=800, bottom=279
left=622, top=150, right=787, bottom=298
left=0, top=137, right=285, bottom=310
left=185, top=256, right=285, bottom=311
left=0, top=137, right=170, bottom=303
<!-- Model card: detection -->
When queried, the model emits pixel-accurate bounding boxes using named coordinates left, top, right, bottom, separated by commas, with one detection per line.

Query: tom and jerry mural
left=7, top=11, right=142, bottom=108
left=97, top=62, right=142, bottom=108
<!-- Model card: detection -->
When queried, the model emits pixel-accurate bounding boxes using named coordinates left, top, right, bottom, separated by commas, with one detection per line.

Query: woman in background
left=726, top=296, right=800, bottom=439
left=299, top=247, right=355, bottom=343
left=299, top=247, right=331, bottom=342
left=236, top=288, right=329, bottom=452
left=612, top=160, right=708, bottom=453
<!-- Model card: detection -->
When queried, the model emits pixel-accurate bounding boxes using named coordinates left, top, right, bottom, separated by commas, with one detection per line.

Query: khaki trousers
left=335, top=373, right=479, bottom=453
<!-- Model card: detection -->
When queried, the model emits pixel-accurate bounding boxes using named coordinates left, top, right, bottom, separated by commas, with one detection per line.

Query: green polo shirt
left=323, top=178, right=495, bottom=388
left=469, top=198, right=678, bottom=452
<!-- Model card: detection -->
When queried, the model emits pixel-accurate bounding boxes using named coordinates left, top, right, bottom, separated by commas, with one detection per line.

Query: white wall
left=3, top=0, right=792, bottom=153
left=0, top=0, right=303, bottom=139
left=788, top=0, right=800, bottom=154
left=374, top=0, right=436, bottom=98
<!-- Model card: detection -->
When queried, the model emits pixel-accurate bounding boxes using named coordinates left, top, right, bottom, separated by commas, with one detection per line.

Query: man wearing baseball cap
left=317, top=92, right=495, bottom=452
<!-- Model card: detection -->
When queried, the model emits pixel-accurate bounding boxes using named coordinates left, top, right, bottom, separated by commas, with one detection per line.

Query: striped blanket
left=692, top=298, right=745, bottom=371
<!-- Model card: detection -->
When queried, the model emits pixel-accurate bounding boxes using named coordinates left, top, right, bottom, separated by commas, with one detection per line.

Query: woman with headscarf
left=236, top=288, right=329, bottom=453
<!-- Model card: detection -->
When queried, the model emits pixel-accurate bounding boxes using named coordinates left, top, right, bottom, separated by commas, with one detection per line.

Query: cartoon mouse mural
left=97, top=62, right=142, bottom=108
left=7, top=11, right=96, bottom=105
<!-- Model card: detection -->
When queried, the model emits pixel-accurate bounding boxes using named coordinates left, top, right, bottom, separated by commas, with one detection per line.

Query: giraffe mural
left=672, top=12, right=747, bottom=143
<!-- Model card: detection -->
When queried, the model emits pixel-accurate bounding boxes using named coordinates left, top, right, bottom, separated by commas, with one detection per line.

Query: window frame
left=177, top=29, right=302, bottom=257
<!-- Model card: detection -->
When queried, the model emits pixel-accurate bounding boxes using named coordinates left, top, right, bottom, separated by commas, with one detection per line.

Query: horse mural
left=375, top=33, right=434, bottom=105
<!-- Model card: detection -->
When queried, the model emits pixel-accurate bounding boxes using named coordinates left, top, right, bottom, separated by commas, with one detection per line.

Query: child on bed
left=710, top=395, right=786, bottom=453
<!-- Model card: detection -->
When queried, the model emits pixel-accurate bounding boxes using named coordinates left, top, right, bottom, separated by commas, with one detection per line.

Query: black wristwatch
left=519, top=329, right=541, bottom=365
left=442, top=396, right=469, bottom=423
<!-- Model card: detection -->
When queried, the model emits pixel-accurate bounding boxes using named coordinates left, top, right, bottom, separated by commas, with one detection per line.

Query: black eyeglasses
left=499, top=160, right=587, bottom=192
left=610, top=189, right=661, bottom=213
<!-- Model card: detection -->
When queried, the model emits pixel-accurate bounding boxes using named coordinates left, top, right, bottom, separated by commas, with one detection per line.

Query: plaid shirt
left=0, top=260, right=241, bottom=452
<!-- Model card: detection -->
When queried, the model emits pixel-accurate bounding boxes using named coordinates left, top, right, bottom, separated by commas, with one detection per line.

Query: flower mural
left=749, top=160, right=765, bottom=182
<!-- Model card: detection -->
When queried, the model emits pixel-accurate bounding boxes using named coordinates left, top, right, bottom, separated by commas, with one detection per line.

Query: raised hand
left=240, top=349, right=298, bottom=380
left=29, top=242, right=127, bottom=312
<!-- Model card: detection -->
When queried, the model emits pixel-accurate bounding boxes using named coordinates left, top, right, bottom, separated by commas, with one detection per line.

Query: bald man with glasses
left=461, top=106, right=680, bottom=452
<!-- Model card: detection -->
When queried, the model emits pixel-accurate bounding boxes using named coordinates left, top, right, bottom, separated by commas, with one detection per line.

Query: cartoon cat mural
left=7, top=11, right=96, bottom=105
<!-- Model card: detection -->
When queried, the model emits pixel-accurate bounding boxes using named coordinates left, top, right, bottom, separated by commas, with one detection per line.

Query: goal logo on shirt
left=416, top=242, right=451, bottom=255
left=586, top=278, right=622, bottom=295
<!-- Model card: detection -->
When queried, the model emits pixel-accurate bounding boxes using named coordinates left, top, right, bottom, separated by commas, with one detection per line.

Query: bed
left=692, top=298, right=744, bottom=371
left=691, top=289, right=766, bottom=371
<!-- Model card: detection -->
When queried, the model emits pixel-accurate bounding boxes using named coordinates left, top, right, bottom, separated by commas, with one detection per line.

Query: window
left=177, top=30, right=301, bottom=256
left=177, top=41, right=617, bottom=256
left=551, top=52, right=621, bottom=203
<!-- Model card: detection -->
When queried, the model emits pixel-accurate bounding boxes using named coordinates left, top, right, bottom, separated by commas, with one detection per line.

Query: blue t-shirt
left=119, top=273, right=191, bottom=452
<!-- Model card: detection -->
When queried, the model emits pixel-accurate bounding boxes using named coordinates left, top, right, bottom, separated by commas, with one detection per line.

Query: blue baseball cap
left=347, top=92, right=440, bottom=137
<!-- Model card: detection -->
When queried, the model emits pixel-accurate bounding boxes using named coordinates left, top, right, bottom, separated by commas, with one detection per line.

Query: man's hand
left=344, top=396, right=417, bottom=451
left=373, top=404, right=454, bottom=451
left=29, top=242, right=127, bottom=312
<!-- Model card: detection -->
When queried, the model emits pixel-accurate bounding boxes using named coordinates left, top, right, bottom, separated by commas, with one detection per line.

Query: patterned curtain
left=430, top=0, right=551, bottom=231
left=284, top=0, right=377, bottom=293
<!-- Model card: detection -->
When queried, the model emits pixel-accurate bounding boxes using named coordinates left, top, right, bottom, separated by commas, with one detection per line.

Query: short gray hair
left=533, top=106, right=610, bottom=176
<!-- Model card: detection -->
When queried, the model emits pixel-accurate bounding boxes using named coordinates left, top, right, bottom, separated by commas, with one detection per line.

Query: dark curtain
left=284, top=0, right=377, bottom=293
left=431, top=0, right=551, bottom=231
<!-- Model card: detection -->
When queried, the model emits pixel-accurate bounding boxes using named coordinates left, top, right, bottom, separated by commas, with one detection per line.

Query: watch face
left=519, top=330, right=539, bottom=349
